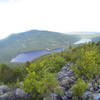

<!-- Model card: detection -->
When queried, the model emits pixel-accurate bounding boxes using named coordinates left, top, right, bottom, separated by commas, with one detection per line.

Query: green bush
left=71, top=43, right=99, bottom=80
left=71, top=78, right=88, bottom=97
left=22, top=53, right=66, bottom=99
left=0, top=64, right=15, bottom=83
left=69, top=43, right=100, bottom=97
left=0, top=64, right=25, bottom=84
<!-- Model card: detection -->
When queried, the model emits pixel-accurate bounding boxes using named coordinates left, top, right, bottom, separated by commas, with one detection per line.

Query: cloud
left=0, top=0, right=100, bottom=39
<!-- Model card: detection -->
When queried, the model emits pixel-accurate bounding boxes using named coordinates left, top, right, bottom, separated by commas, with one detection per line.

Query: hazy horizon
left=0, top=29, right=100, bottom=40
left=0, top=0, right=100, bottom=39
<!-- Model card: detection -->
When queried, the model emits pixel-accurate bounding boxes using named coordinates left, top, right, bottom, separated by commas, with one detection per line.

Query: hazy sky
left=0, top=0, right=100, bottom=39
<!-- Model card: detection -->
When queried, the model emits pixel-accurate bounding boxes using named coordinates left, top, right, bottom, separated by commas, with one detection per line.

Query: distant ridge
left=65, top=32, right=100, bottom=34
left=1, top=30, right=100, bottom=62
left=0, top=30, right=80, bottom=61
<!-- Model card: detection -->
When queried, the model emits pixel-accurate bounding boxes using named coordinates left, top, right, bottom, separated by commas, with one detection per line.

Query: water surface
left=11, top=48, right=64, bottom=63
left=74, top=39, right=92, bottom=44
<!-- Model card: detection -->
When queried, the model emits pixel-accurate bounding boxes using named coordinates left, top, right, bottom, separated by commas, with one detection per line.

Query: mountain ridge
left=0, top=30, right=80, bottom=62
left=1, top=30, right=100, bottom=62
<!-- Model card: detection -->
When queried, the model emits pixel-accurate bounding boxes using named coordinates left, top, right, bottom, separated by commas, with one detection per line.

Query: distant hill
left=0, top=30, right=80, bottom=61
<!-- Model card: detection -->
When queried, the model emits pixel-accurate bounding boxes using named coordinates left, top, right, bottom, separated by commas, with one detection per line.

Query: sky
left=0, top=0, right=100, bottom=39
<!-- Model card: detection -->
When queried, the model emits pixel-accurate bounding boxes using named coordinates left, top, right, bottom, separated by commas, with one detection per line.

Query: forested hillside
left=0, top=30, right=80, bottom=61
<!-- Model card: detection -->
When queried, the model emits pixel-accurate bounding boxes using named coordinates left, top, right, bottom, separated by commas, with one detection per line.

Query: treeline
left=0, top=63, right=26, bottom=84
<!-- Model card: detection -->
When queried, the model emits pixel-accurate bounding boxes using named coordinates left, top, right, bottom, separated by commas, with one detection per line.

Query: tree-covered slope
left=0, top=30, right=80, bottom=61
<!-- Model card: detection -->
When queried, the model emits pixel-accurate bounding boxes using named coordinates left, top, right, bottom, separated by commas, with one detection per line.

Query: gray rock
left=0, top=85, right=8, bottom=92
left=95, top=83, right=98, bottom=87
left=0, top=84, right=31, bottom=100
left=70, top=76, right=76, bottom=81
left=0, top=90, right=3, bottom=95
left=62, top=67, right=67, bottom=70
left=88, top=83, right=93, bottom=88
left=16, top=88, right=27, bottom=98
left=67, top=68, right=70, bottom=71
left=82, top=91, right=92, bottom=100
left=61, top=95, right=68, bottom=100
left=0, top=94, right=8, bottom=100
left=58, top=72, right=68, bottom=77
left=98, top=89, right=100, bottom=93
left=43, top=97, right=46, bottom=100
left=98, top=85, right=100, bottom=88
left=90, top=87, right=94, bottom=92
left=67, top=63, right=70, bottom=67
left=95, top=76, right=99, bottom=80
left=65, top=90, right=73, bottom=97
left=19, top=82, right=24, bottom=86
left=92, top=93, right=100, bottom=100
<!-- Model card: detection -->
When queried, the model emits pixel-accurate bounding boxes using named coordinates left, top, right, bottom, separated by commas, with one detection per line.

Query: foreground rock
left=47, top=63, right=100, bottom=100
left=1, top=63, right=100, bottom=100
left=57, top=63, right=76, bottom=100
left=0, top=85, right=28, bottom=100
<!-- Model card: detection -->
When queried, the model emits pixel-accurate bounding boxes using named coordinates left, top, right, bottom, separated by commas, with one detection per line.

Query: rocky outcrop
left=44, top=63, right=76, bottom=100
left=57, top=63, right=76, bottom=100
left=0, top=85, right=28, bottom=100
left=1, top=63, right=100, bottom=100
left=48, top=63, right=100, bottom=100
left=82, top=77, right=100, bottom=100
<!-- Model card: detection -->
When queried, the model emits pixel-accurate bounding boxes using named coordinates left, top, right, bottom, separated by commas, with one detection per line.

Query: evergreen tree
left=72, top=44, right=99, bottom=80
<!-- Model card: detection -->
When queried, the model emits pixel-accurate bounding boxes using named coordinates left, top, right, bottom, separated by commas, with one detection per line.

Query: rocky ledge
left=48, top=63, right=100, bottom=100
left=0, top=85, right=28, bottom=100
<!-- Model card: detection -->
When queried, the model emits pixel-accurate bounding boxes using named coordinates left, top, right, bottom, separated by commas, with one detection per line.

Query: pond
left=11, top=48, right=64, bottom=63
